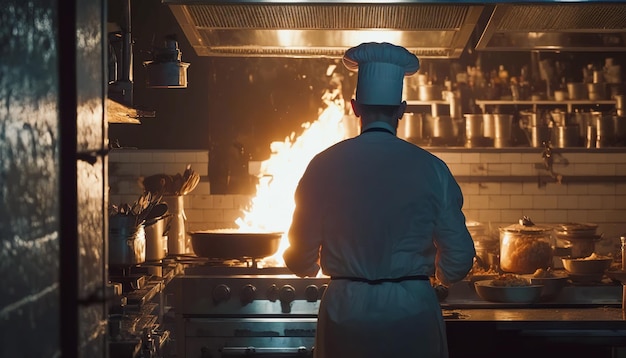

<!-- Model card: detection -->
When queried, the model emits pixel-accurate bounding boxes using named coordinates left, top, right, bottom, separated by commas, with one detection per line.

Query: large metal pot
left=189, top=230, right=282, bottom=259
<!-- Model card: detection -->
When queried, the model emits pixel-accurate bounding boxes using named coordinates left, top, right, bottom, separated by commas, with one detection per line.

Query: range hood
left=164, top=0, right=626, bottom=59
left=164, top=0, right=485, bottom=59
left=476, top=3, right=626, bottom=52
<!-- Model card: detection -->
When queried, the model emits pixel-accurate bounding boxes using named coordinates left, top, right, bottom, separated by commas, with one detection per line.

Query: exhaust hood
left=476, top=3, right=626, bottom=52
left=164, top=0, right=485, bottom=59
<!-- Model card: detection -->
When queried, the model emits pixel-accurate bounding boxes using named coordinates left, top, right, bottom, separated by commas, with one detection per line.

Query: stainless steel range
left=170, top=257, right=330, bottom=357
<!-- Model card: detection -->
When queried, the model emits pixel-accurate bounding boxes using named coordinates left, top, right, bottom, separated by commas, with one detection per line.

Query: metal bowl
left=562, top=257, right=612, bottom=275
left=523, top=275, right=568, bottom=301
left=474, top=280, right=543, bottom=303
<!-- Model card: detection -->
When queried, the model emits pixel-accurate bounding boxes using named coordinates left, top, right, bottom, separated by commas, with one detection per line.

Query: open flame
left=234, top=100, right=356, bottom=267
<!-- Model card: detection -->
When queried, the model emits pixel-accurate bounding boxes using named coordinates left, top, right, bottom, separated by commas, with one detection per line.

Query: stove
left=170, top=256, right=330, bottom=357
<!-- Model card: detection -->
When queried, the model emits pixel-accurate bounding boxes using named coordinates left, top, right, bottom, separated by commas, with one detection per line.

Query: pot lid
left=500, top=216, right=552, bottom=234
left=553, top=222, right=598, bottom=233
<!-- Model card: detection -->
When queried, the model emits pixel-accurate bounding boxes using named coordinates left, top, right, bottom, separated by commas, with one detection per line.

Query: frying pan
left=189, top=230, right=283, bottom=259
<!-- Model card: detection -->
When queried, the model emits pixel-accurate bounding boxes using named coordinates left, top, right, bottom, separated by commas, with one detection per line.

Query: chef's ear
left=397, top=101, right=407, bottom=119
left=351, top=99, right=361, bottom=117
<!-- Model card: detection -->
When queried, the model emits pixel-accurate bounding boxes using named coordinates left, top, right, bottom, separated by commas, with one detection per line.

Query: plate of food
left=474, top=274, right=543, bottom=303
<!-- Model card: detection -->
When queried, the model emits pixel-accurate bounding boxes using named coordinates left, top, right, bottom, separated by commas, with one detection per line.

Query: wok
left=189, top=230, right=282, bottom=259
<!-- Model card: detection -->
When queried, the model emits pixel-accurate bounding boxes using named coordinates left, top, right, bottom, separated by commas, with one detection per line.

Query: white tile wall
left=109, top=149, right=626, bottom=255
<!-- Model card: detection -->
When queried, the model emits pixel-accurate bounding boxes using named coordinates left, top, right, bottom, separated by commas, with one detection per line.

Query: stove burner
left=170, top=254, right=294, bottom=275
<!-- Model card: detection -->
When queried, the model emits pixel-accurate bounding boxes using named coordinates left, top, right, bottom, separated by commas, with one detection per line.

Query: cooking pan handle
left=220, top=346, right=311, bottom=356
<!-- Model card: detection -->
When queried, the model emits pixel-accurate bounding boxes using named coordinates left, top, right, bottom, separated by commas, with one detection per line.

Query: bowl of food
left=522, top=268, right=568, bottom=301
left=474, top=274, right=543, bottom=303
left=561, top=253, right=613, bottom=275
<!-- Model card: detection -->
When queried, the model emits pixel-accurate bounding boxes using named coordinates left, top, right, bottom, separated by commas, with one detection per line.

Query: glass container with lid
left=499, top=216, right=555, bottom=274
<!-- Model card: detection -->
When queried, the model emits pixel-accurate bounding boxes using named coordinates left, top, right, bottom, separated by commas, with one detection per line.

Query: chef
left=284, top=42, right=475, bottom=358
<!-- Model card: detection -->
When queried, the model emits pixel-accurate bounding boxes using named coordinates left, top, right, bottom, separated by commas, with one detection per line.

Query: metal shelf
left=474, top=99, right=616, bottom=113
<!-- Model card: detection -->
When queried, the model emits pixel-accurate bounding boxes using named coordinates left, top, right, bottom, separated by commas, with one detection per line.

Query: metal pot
left=189, top=230, right=283, bottom=259
left=417, top=84, right=443, bottom=101
left=109, top=215, right=146, bottom=266
left=397, top=113, right=422, bottom=141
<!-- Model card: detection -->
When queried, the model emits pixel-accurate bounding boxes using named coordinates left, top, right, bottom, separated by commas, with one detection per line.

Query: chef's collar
left=361, top=121, right=396, bottom=135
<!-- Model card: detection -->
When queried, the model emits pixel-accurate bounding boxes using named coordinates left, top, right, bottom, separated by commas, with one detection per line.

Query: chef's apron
left=314, top=278, right=448, bottom=358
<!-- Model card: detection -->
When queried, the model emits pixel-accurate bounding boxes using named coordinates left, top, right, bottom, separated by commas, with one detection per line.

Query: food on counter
left=490, top=274, right=531, bottom=287
left=578, top=252, right=611, bottom=261
left=532, top=268, right=557, bottom=278
left=500, top=234, right=553, bottom=274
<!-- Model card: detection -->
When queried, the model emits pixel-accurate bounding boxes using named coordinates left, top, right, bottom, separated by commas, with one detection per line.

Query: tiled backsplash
left=109, top=149, right=626, bottom=255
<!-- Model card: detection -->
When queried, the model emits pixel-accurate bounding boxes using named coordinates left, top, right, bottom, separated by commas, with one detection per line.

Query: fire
left=235, top=101, right=356, bottom=267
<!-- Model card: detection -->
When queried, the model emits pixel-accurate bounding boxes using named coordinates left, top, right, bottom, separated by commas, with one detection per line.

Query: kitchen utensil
left=143, top=203, right=168, bottom=225
left=145, top=217, right=166, bottom=261
left=474, top=280, right=543, bottom=303
left=189, top=230, right=283, bottom=259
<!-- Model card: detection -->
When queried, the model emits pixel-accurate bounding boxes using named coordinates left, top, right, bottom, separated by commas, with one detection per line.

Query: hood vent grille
left=166, top=2, right=484, bottom=58
left=477, top=4, right=626, bottom=52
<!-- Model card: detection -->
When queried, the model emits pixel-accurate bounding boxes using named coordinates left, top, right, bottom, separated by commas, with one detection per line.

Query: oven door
left=184, top=317, right=317, bottom=358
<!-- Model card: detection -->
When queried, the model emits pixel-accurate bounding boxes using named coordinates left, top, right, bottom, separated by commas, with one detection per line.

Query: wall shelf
left=474, top=99, right=616, bottom=113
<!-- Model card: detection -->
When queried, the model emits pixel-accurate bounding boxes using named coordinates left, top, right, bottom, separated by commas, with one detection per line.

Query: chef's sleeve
left=432, top=164, right=476, bottom=286
left=283, top=162, right=323, bottom=277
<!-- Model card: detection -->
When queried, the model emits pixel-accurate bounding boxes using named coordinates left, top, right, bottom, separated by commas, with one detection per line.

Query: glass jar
left=467, top=221, right=499, bottom=269
left=499, top=216, right=555, bottom=274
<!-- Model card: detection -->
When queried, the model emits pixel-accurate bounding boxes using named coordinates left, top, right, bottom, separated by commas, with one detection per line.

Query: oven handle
left=221, top=346, right=311, bottom=356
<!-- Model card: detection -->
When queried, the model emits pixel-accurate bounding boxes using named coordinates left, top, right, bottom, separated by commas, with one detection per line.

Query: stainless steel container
left=397, top=113, right=423, bottom=141
left=492, top=114, right=513, bottom=148
left=418, top=84, right=443, bottom=101
left=567, top=82, right=588, bottom=100
left=109, top=215, right=146, bottom=266
left=551, top=125, right=581, bottom=148
left=530, top=126, right=552, bottom=148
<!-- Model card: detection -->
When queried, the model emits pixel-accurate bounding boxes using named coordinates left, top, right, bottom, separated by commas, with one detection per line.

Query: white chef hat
left=343, top=42, right=420, bottom=105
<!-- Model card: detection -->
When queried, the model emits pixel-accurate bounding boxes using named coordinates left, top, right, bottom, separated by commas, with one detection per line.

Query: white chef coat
left=284, top=123, right=475, bottom=358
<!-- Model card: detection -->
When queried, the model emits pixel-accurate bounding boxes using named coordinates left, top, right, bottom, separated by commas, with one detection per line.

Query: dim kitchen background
left=107, top=1, right=626, bottom=263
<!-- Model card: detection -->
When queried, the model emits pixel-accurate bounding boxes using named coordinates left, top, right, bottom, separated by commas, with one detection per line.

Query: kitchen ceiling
left=164, top=1, right=626, bottom=59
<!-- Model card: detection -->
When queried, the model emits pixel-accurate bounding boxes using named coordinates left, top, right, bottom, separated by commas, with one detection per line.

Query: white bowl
left=474, top=280, right=543, bottom=303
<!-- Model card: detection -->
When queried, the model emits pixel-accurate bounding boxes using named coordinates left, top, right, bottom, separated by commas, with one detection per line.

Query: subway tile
left=533, top=195, right=558, bottom=209
left=566, top=210, right=592, bottom=223
left=459, top=183, right=480, bottom=195
left=478, top=182, right=501, bottom=195
left=617, top=183, right=626, bottom=195
left=615, top=195, right=626, bottom=209
left=152, top=151, right=178, bottom=163
left=460, top=153, right=481, bottom=164
left=465, top=194, right=489, bottom=209
left=510, top=163, right=533, bottom=176
left=587, top=183, right=617, bottom=195
left=485, top=163, right=511, bottom=175
left=203, top=208, right=225, bottom=222
left=211, top=195, right=235, bottom=209
left=500, top=182, right=523, bottom=195
left=128, top=152, right=154, bottom=163
left=477, top=210, right=502, bottom=223
left=520, top=152, right=541, bottom=164
left=185, top=208, right=205, bottom=222
left=479, top=153, right=502, bottom=163
left=509, top=195, right=533, bottom=209
left=544, top=210, right=568, bottom=223
left=616, top=164, right=626, bottom=175
left=519, top=209, right=545, bottom=222
left=449, top=163, right=470, bottom=176
left=191, top=195, right=214, bottom=209
left=469, top=163, right=489, bottom=175
left=191, top=182, right=211, bottom=196
left=556, top=195, right=579, bottom=209
left=174, top=152, right=201, bottom=164
left=521, top=182, right=550, bottom=195
left=163, top=163, right=189, bottom=175
left=500, top=153, right=522, bottom=164
left=433, top=152, right=462, bottom=164
left=488, top=195, right=510, bottom=209
left=566, top=184, right=590, bottom=195
left=140, top=163, right=165, bottom=176
left=233, top=195, right=254, bottom=210
left=224, top=209, right=245, bottom=224
left=109, top=162, right=141, bottom=177
left=587, top=210, right=623, bottom=223
left=500, top=210, right=526, bottom=224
